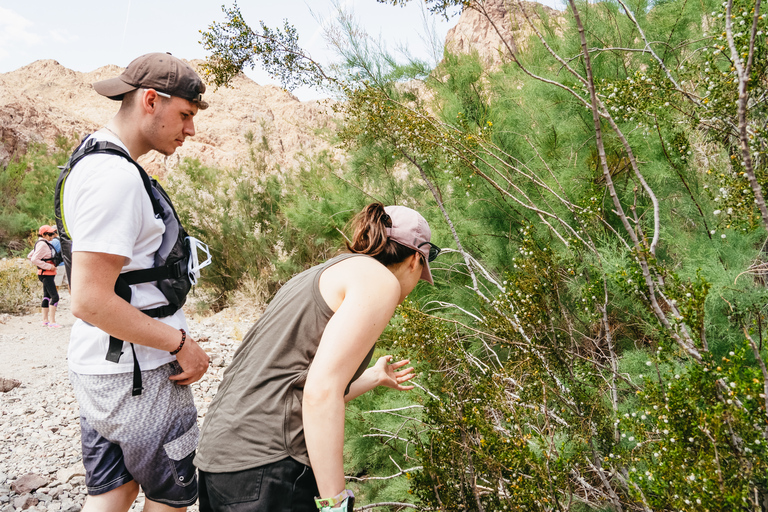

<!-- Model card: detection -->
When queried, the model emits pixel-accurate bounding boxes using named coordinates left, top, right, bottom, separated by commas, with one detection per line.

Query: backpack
left=29, top=239, right=63, bottom=268
left=46, top=241, right=64, bottom=267
left=54, top=136, right=210, bottom=395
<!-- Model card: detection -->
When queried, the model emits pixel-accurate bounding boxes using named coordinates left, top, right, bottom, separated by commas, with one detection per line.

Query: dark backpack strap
left=129, top=343, right=143, bottom=397
left=108, top=273, right=143, bottom=396
left=42, top=240, right=57, bottom=262
left=69, top=139, right=164, bottom=218
left=120, top=259, right=188, bottom=285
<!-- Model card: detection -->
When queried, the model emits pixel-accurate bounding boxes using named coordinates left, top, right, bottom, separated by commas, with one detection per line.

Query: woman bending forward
left=194, top=203, right=440, bottom=512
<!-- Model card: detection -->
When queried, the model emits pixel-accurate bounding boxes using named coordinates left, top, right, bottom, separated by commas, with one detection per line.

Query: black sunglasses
left=44, top=232, right=57, bottom=236
left=418, top=241, right=441, bottom=262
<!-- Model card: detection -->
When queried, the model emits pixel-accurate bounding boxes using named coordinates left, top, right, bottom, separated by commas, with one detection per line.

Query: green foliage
left=200, top=3, right=331, bottom=91
left=166, top=139, right=379, bottom=310
left=198, top=0, right=768, bottom=508
left=0, top=258, right=38, bottom=314
left=0, top=137, right=76, bottom=257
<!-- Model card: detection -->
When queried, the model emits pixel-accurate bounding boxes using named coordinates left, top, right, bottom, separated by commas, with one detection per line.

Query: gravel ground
left=0, top=289, right=253, bottom=511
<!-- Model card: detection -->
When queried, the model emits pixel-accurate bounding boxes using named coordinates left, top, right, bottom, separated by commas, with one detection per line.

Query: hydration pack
left=29, top=239, right=63, bottom=268
left=54, top=136, right=211, bottom=395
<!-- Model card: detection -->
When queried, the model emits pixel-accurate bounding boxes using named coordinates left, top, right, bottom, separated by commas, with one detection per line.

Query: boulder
left=0, top=378, right=21, bottom=393
left=12, top=494, right=38, bottom=510
left=55, top=465, right=85, bottom=484
left=10, top=473, right=48, bottom=494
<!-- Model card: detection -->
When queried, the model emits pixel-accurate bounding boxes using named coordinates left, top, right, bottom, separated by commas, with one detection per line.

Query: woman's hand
left=373, top=355, right=416, bottom=390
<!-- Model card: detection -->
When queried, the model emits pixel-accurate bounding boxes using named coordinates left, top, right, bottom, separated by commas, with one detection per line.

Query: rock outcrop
left=445, top=0, right=564, bottom=67
left=0, top=59, right=338, bottom=176
left=0, top=3, right=560, bottom=174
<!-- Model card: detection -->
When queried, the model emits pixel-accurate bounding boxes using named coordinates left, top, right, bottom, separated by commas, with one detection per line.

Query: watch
left=315, top=489, right=355, bottom=511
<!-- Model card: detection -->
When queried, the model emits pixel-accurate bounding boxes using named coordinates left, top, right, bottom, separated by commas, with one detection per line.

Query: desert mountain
left=0, top=60, right=339, bottom=176
left=0, top=0, right=559, bottom=175
left=445, top=0, right=564, bottom=67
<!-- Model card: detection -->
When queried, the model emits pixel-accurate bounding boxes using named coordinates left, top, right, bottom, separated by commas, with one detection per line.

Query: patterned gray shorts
left=70, top=362, right=199, bottom=507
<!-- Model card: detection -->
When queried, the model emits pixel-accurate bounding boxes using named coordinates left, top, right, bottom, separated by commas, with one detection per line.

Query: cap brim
left=93, top=77, right=138, bottom=100
left=420, top=260, right=434, bottom=285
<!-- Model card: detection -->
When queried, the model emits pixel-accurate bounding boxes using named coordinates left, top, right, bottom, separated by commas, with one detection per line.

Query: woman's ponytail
left=347, top=202, right=416, bottom=266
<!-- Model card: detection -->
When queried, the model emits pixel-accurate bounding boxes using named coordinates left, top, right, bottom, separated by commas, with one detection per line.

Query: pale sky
left=0, top=0, right=470, bottom=100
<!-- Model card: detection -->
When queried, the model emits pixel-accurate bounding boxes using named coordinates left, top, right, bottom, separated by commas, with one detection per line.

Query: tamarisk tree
left=200, top=0, right=768, bottom=509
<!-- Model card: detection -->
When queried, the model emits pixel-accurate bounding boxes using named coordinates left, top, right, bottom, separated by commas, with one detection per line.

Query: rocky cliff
left=0, top=59, right=338, bottom=176
left=0, top=0, right=558, bottom=174
left=445, top=0, right=564, bottom=68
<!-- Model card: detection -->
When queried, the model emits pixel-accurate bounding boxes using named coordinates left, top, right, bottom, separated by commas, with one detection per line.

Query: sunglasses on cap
left=418, top=241, right=441, bottom=262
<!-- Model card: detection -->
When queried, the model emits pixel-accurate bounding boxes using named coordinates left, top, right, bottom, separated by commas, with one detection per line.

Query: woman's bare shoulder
left=319, top=255, right=400, bottom=310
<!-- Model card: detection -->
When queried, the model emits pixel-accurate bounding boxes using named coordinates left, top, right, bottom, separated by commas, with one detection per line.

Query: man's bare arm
left=70, top=251, right=209, bottom=384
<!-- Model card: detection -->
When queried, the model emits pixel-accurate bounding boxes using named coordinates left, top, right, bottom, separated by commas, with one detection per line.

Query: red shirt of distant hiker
left=60, top=53, right=210, bottom=512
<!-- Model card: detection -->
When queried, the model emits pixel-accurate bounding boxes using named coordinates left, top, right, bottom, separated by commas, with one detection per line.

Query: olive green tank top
left=195, top=253, right=376, bottom=472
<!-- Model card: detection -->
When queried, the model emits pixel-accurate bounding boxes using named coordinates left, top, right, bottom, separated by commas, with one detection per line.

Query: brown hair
left=347, top=202, right=417, bottom=266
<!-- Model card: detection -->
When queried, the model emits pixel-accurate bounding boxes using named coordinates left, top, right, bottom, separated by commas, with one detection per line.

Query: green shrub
left=0, top=258, right=38, bottom=314
left=0, top=136, right=77, bottom=258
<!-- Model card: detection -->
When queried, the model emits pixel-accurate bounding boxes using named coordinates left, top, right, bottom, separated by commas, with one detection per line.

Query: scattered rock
left=11, top=473, right=48, bottom=494
left=12, top=494, right=38, bottom=510
left=0, top=378, right=21, bottom=392
left=0, top=310, right=246, bottom=512
left=56, top=466, right=85, bottom=485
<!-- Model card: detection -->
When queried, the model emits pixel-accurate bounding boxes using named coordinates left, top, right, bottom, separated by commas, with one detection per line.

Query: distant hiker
left=195, top=202, right=440, bottom=512
left=28, top=224, right=62, bottom=328
left=54, top=53, right=210, bottom=512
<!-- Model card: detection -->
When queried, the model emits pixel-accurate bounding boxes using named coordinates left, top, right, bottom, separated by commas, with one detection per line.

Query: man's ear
left=140, top=89, right=161, bottom=114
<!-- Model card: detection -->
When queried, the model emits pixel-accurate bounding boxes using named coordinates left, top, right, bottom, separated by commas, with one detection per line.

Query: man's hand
left=170, top=337, right=210, bottom=385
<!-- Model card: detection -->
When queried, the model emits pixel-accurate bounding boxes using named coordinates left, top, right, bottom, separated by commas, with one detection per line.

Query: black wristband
left=170, top=328, right=186, bottom=355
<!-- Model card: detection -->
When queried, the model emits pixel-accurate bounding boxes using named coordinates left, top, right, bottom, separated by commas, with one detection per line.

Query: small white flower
left=646, top=361, right=653, bottom=366
left=713, top=210, right=721, bottom=215
left=722, top=234, right=727, bottom=239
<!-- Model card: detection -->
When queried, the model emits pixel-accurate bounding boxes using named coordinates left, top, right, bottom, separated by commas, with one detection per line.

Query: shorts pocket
left=204, top=466, right=265, bottom=505
left=164, top=423, right=199, bottom=488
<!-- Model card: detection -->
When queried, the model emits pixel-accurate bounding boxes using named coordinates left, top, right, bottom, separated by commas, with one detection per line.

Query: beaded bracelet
left=170, top=328, right=186, bottom=355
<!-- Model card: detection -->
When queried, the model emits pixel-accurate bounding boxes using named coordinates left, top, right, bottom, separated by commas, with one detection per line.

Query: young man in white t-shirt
left=61, top=53, right=211, bottom=512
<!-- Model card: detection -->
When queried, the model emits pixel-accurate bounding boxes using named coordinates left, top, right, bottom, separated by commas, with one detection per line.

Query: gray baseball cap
left=93, top=52, right=208, bottom=109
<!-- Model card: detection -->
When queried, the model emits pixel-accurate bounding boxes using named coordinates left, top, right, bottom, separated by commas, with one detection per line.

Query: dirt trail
left=0, top=289, right=251, bottom=511
left=1, top=290, right=74, bottom=385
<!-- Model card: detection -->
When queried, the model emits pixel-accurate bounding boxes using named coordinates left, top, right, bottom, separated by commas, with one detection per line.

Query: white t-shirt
left=63, top=130, right=186, bottom=374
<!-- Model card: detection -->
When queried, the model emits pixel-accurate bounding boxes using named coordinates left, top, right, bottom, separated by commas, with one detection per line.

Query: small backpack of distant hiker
left=27, top=239, right=62, bottom=268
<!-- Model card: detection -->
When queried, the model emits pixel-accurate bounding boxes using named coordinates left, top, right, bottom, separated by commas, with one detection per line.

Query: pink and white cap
left=384, top=205, right=434, bottom=284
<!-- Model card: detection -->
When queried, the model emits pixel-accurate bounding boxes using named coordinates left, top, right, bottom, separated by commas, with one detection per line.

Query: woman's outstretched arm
left=303, top=257, right=401, bottom=499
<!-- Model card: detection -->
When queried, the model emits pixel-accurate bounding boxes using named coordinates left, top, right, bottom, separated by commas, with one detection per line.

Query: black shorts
left=198, top=458, right=319, bottom=512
